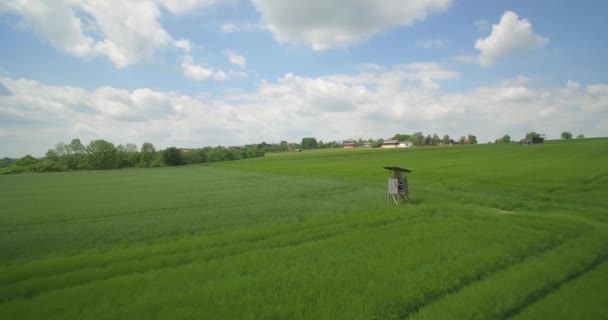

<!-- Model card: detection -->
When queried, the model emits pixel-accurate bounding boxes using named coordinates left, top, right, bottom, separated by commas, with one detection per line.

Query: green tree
left=468, top=134, right=478, bottom=144
left=392, top=133, right=411, bottom=142
left=496, top=134, right=511, bottom=143
left=45, top=149, right=60, bottom=162
left=68, top=138, right=85, bottom=169
left=431, top=134, right=441, bottom=146
left=525, top=131, right=542, bottom=139
left=424, top=135, right=432, bottom=146
left=442, top=134, right=450, bottom=145
left=116, top=144, right=139, bottom=168
left=561, top=132, right=573, bottom=140
left=54, top=142, right=68, bottom=157
left=15, top=155, right=39, bottom=167
left=140, top=142, right=156, bottom=167
left=162, top=147, right=185, bottom=166
left=410, top=132, right=424, bottom=146
left=86, top=140, right=118, bottom=170
left=577, top=134, right=585, bottom=139
left=301, top=137, right=319, bottom=149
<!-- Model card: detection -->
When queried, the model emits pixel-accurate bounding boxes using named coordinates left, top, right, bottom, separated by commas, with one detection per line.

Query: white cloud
left=473, top=19, right=489, bottom=33
left=0, top=0, right=220, bottom=67
left=224, top=50, right=247, bottom=69
left=475, top=10, right=549, bottom=67
left=416, top=39, right=445, bottom=49
left=181, top=55, right=227, bottom=81
left=2, top=70, right=607, bottom=157
left=158, top=0, right=219, bottom=14
left=449, top=55, right=477, bottom=64
left=174, top=39, right=191, bottom=52
left=228, top=70, right=248, bottom=79
left=220, top=23, right=240, bottom=33
left=252, top=0, right=453, bottom=50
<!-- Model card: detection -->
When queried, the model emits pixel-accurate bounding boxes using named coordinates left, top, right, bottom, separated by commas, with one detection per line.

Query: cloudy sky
left=1, top=0, right=607, bottom=157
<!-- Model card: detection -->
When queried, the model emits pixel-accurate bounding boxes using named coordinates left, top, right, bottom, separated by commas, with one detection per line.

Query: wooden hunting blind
left=384, top=166, right=411, bottom=204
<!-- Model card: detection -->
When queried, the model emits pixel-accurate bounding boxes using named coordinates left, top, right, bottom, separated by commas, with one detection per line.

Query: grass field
left=1, top=139, right=607, bottom=319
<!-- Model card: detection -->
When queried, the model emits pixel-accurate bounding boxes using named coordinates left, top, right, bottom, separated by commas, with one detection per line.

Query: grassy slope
left=0, top=139, right=607, bottom=319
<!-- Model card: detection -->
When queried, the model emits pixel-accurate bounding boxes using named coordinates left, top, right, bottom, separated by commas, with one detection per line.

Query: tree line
left=1, top=131, right=589, bottom=174
left=2, top=139, right=266, bottom=174
left=493, top=131, right=584, bottom=143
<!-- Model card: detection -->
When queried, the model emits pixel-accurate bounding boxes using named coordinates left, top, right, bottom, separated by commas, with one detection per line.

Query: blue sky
left=1, top=0, right=607, bottom=157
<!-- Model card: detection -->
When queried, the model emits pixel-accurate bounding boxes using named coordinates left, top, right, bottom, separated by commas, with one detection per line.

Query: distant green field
left=1, top=139, right=607, bottom=319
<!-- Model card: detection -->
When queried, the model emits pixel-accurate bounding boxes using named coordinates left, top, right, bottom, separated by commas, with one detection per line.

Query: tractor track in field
left=0, top=212, right=408, bottom=286
left=500, top=251, right=608, bottom=319
left=391, top=232, right=580, bottom=319
left=0, top=214, right=411, bottom=303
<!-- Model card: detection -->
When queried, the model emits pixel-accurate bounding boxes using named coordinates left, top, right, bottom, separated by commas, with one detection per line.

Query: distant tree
left=182, top=148, right=206, bottom=164
left=68, top=138, right=85, bottom=169
left=45, top=149, right=60, bottom=162
left=468, top=134, right=478, bottom=144
left=116, top=144, right=139, bottom=168
left=140, top=142, right=156, bottom=167
left=561, top=132, right=573, bottom=140
left=0, top=157, right=16, bottom=168
left=355, top=138, right=365, bottom=147
left=410, top=132, right=424, bottom=146
left=459, top=136, right=466, bottom=144
left=279, top=140, right=289, bottom=151
left=69, top=139, right=84, bottom=154
left=371, top=138, right=384, bottom=148
left=525, top=131, right=542, bottom=139
left=422, top=135, right=430, bottom=146
left=577, top=134, right=585, bottom=139
left=392, top=133, right=411, bottom=142
left=54, top=142, right=68, bottom=157
left=301, top=137, right=319, bottom=149
left=496, top=134, right=511, bottom=143
left=15, top=155, right=39, bottom=167
left=442, top=134, right=450, bottom=145
left=431, top=134, right=441, bottom=146
left=86, top=140, right=117, bottom=170
left=125, top=143, right=138, bottom=153
left=162, top=147, right=185, bottom=166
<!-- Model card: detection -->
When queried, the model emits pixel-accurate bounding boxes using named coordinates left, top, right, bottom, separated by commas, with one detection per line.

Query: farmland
left=1, top=139, right=607, bottom=319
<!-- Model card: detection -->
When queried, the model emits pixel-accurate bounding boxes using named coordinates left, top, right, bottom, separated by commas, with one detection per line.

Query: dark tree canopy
left=162, top=147, right=185, bottom=166
left=496, top=134, right=511, bottom=143
left=86, top=140, right=117, bottom=170
left=301, top=137, right=319, bottom=149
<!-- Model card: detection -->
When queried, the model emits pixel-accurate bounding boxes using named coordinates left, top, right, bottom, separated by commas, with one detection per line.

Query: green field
left=1, top=139, right=607, bottom=319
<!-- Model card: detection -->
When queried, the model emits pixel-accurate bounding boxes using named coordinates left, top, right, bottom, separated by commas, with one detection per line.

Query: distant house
left=382, top=140, right=400, bottom=148
left=343, top=141, right=355, bottom=149
left=519, top=137, right=544, bottom=145
left=178, top=148, right=192, bottom=153
left=398, top=141, right=413, bottom=148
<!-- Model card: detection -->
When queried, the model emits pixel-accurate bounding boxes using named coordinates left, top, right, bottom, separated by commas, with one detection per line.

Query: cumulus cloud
left=475, top=11, right=549, bottom=66
left=181, top=55, right=227, bottom=81
left=0, top=82, right=11, bottom=96
left=0, top=0, right=219, bottom=67
left=224, top=50, right=247, bottom=69
left=253, top=0, right=453, bottom=50
left=2, top=70, right=607, bottom=157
